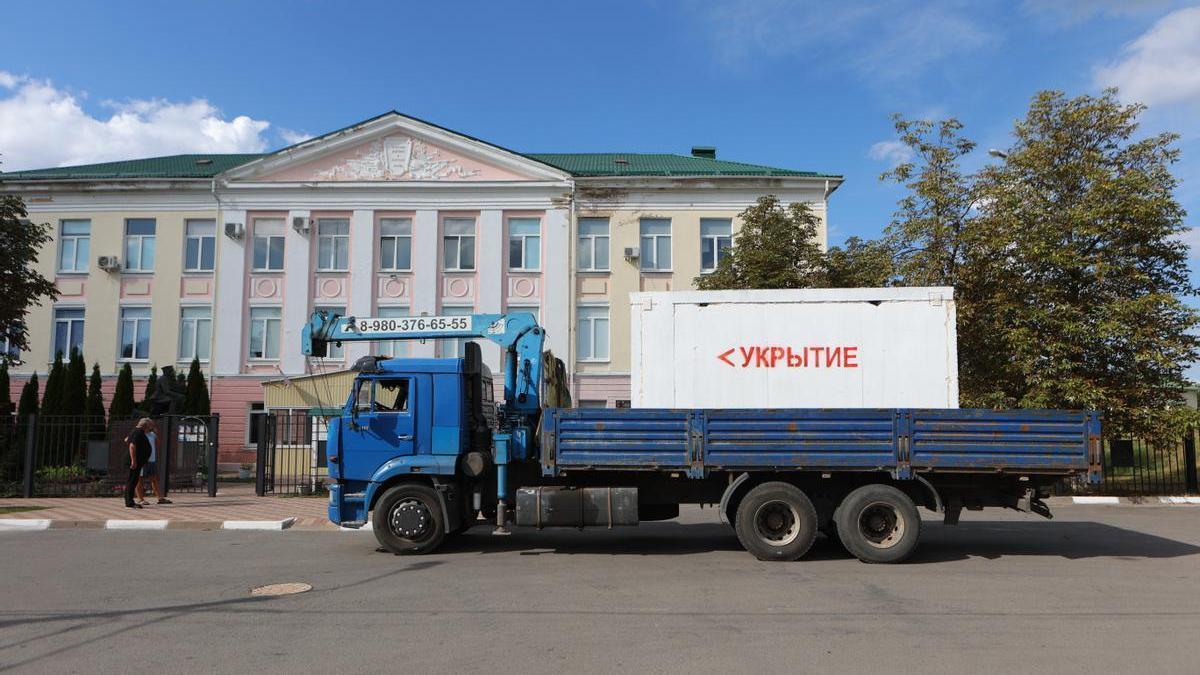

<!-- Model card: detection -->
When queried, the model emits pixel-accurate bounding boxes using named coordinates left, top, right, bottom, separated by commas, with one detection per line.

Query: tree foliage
left=823, top=237, right=897, bottom=288
left=696, top=196, right=827, bottom=290
left=40, top=351, right=65, bottom=417
left=62, top=348, right=87, bottom=417
left=140, top=364, right=158, bottom=413
left=0, top=195, right=58, bottom=366
left=86, top=363, right=105, bottom=421
left=109, top=363, right=135, bottom=422
left=17, top=372, right=38, bottom=418
left=183, top=358, right=210, bottom=416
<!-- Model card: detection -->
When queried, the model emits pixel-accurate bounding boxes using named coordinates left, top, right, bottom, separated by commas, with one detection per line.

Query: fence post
left=255, top=413, right=268, bottom=497
left=1185, top=428, right=1198, bottom=495
left=22, top=414, right=37, bottom=498
left=159, top=416, right=172, bottom=499
left=208, top=414, right=220, bottom=498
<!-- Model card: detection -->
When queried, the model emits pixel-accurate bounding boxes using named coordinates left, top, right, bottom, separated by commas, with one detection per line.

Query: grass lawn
left=0, top=506, right=47, bottom=514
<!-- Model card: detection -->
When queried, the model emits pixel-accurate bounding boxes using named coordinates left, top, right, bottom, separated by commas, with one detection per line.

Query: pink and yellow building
left=0, top=112, right=841, bottom=465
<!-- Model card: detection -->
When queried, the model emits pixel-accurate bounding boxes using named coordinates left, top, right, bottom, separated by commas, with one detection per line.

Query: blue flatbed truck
left=303, top=310, right=1102, bottom=563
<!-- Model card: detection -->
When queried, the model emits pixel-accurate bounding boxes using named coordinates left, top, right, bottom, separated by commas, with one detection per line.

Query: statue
left=149, top=365, right=185, bottom=415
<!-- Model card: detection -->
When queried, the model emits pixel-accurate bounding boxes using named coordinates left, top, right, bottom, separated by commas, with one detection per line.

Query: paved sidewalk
left=0, top=483, right=333, bottom=530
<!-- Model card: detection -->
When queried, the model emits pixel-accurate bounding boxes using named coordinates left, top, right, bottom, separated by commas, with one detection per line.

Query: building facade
left=1, top=112, right=841, bottom=464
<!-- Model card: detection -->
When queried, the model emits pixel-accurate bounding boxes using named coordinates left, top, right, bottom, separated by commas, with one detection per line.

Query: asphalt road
left=2, top=505, right=1199, bottom=674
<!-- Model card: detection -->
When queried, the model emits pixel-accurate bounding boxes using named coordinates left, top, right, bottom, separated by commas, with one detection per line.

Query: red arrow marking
left=717, top=348, right=736, bottom=367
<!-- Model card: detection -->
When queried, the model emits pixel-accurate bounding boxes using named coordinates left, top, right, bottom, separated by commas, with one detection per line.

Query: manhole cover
left=251, top=582, right=312, bottom=596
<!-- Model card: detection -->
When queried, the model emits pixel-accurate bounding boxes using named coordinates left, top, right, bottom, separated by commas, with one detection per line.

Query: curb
left=1071, top=496, right=1120, bottom=504
left=0, top=519, right=52, bottom=530
left=222, top=517, right=296, bottom=531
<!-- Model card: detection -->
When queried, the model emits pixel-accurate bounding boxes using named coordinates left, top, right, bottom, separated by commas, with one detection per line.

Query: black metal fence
left=0, top=414, right=219, bottom=498
left=1087, top=430, right=1200, bottom=496
left=255, top=412, right=329, bottom=496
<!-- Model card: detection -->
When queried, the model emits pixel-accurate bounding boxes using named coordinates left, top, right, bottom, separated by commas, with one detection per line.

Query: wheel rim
left=390, top=498, right=433, bottom=540
left=857, top=501, right=905, bottom=549
left=753, top=500, right=801, bottom=546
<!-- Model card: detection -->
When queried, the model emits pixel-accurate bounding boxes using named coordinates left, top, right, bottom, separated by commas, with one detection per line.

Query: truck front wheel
left=373, top=484, right=446, bottom=555
left=834, top=484, right=920, bottom=564
left=734, top=482, right=818, bottom=561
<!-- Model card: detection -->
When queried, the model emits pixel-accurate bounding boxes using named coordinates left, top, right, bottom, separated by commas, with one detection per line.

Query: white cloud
left=692, top=0, right=997, bottom=79
left=868, top=139, right=915, bottom=167
left=1094, top=6, right=1200, bottom=107
left=0, top=71, right=271, bottom=171
left=278, top=128, right=314, bottom=146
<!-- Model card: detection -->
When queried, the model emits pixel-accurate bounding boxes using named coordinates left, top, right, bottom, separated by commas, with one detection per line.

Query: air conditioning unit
left=224, top=221, right=245, bottom=240
left=97, top=255, right=121, bottom=272
left=292, top=216, right=312, bottom=234
left=623, top=246, right=640, bottom=260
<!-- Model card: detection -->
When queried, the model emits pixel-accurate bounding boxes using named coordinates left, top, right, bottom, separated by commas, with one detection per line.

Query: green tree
left=86, top=364, right=105, bottom=421
left=16, top=373, right=38, bottom=418
left=695, top=196, right=826, bottom=290
left=0, top=195, right=58, bottom=367
left=139, top=364, right=158, bottom=413
left=62, top=348, right=87, bottom=417
left=0, top=364, right=11, bottom=418
left=823, top=237, right=897, bottom=288
left=972, top=90, right=1197, bottom=440
left=183, top=358, right=210, bottom=415
left=40, top=351, right=65, bottom=417
left=109, top=363, right=135, bottom=422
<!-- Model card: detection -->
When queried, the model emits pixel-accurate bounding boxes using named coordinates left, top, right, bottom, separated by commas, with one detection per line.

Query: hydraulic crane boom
left=301, top=310, right=546, bottom=417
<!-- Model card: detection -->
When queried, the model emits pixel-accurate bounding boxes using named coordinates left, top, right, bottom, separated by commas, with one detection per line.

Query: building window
left=700, top=218, right=733, bottom=273
left=252, top=219, right=285, bottom=272
left=1, top=322, right=21, bottom=362
left=374, top=306, right=409, bottom=358
left=124, top=219, right=156, bottom=272
left=317, top=218, right=350, bottom=271
left=508, top=217, right=541, bottom=271
left=58, top=220, right=90, bottom=273
left=639, top=218, right=671, bottom=271
left=52, top=309, right=84, bottom=358
left=314, top=305, right=345, bottom=359
left=507, top=305, right=541, bottom=324
left=577, top=218, right=609, bottom=271
left=184, top=219, right=216, bottom=272
left=247, top=402, right=267, bottom=445
left=119, top=307, right=151, bottom=361
left=442, top=218, right=476, bottom=271
left=178, top=306, right=212, bottom=362
left=248, top=307, right=282, bottom=360
left=576, top=306, right=610, bottom=361
left=439, top=306, right=473, bottom=358
left=379, top=218, right=412, bottom=271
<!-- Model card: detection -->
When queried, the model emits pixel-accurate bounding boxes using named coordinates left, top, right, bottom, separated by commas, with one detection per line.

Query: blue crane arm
left=300, top=310, right=545, bottom=415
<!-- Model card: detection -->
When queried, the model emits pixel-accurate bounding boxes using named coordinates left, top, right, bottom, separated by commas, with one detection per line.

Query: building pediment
left=220, top=111, right=571, bottom=185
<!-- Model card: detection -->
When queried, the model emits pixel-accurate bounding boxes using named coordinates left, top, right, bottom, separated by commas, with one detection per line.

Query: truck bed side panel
left=552, top=409, right=691, bottom=469
left=704, top=409, right=896, bottom=469
left=909, top=409, right=1091, bottom=472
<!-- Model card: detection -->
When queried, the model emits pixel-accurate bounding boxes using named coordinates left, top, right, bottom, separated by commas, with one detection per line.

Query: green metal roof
left=0, top=154, right=265, bottom=180
left=1, top=151, right=837, bottom=182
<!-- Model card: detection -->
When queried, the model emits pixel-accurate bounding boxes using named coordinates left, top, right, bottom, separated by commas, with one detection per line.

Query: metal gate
left=255, top=412, right=329, bottom=496
left=1091, top=430, right=1200, bottom=496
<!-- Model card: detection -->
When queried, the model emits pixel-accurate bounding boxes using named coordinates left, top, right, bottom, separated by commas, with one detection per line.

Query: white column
left=543, top=207, right=571, bottom=369
left=410, top=209, right=439, bottom=357
left=477, top=209, right=504, bottom=371
left=213, top=209, right=247, bottom=376
left=280, top=210, right=311, bottom=375
left=343, top=209, right=375, bottom=363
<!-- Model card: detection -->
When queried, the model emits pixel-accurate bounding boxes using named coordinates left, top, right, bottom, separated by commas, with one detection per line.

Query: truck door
left=340, top=375, right=423, bottom=479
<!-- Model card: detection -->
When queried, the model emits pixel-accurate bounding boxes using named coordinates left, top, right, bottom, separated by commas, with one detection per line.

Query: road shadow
left=435, top=518, right=1200, bottom=561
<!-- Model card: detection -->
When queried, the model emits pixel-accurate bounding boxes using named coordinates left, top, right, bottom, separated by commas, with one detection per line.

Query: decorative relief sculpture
left=313, top=136, right=481, bottom=181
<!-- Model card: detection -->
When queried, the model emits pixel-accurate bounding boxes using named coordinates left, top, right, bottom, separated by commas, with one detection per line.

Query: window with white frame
left=184, top=220, right=216, bottom=272
left=379, top=218, right=412, bottom=271
left=439, top=306, right=474, bottom=358
left=317, top=218, right=350, bottom=271
left=1, top=322, right=21, bottom=362
left=52, top=309, right=84, bottom=358
left=577, top=218, right=609, bottom=271
left=639, top=218, right=671, bottom=271
left=507, top=305, right=541, bottom=324
left=374, top=306, right=409, bottom=358
left=252, top=219, right=285, bottom=271
left=442, top=218, right=476, bottom=271
left=314, top=305, right=345, bottom=358
left=119, top=307, right=151, bottom=361
left=700, top=218, right=733, bottom=272
left=178, top=306, right=212, bottom=362
left=124, top=219, right=156, bottom=272
left=576, top=306, right=610, bottom=361
left=58, top=220, right=90, bottom=273
left=508, top=217, right=541, bottom=271
left=248, top=307, right=282, bottom=360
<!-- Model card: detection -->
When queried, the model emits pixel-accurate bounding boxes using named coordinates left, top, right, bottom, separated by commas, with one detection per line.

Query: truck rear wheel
left=834, top=484, right=920, bottom=564
left=373, top=484, right=446, bottom=555
left=734, top=482, right=818, bottom=561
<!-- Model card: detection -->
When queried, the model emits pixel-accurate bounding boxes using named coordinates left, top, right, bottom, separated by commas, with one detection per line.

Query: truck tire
left=734, top=482, right=818, bottom=561
left=373, top=484, right=446, bottom=555
left=834, top=484, right=920, bottom=564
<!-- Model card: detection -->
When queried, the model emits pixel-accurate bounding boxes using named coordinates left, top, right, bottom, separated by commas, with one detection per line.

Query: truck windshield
left=353, top=378, right=410, bottom=413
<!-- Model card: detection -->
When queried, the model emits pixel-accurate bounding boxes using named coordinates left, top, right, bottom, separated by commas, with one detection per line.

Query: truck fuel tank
left=514, top=487, right=638, bottom=529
